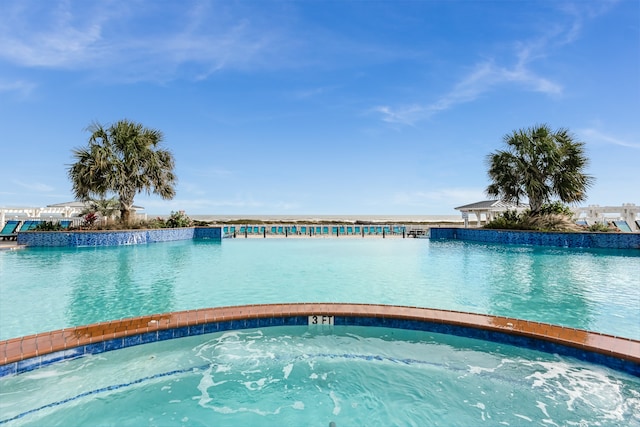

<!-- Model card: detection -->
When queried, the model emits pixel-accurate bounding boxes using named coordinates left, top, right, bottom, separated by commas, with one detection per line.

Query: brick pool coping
left=1, top=303, right=638, bottom=377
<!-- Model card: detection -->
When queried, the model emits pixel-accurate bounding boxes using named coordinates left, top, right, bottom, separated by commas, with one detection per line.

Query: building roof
left=46, top=201, right=144, bottom=210
left=454, top=200, right=528, bottom=211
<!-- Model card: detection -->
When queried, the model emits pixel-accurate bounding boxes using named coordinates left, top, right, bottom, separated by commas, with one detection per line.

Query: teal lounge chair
left=18, top=221, right=33, bottom=232
left=613, top=220, right=633, bottom=233
left=60, top=220, right=72, bottom=229
left=0, top=220, right=21, bottom=240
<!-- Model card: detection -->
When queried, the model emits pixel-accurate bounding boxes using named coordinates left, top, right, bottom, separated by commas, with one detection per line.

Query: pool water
left=2, top=326, right=639, bottom=426
left=0, top=326, right=640, bottom=426
left=1, top=238, right=639, bottom=341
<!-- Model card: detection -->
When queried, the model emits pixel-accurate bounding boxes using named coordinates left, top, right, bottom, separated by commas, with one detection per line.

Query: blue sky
left=0, top=0, right=638, bottom=216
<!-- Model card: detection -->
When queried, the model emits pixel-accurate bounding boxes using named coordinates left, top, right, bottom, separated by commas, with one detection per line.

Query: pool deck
left=1, top=303, right=638, bottom=375
left=0, top=240, right=20, bottom=250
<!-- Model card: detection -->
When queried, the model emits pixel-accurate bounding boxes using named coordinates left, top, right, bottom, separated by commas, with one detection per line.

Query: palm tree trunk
left=121, top=209, right=131, bottom=225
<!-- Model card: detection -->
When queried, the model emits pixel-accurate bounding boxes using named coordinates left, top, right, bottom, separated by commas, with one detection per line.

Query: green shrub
left=588, top=222, right=614, bottom=232
left=484, top=207, right=582, bottom=232
left=166, top=211, right=192, bottom=228
left=484, top=210, right=532, bottom=230
left=537, top=202, right=574, bottom=217
left=523, top=213, right=582, bottom=232
left=144, top=217, right=166, bottom=229
left=34, top=221, right=63, bottom=231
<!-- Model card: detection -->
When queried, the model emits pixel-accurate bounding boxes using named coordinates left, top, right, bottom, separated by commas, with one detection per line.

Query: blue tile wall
left=17, top=227, right=222, bottom=247
left=3, top=314, right=637, bottom=378
left=430, top=228, right=640, bottom=249
left=194, top=227, right=222, bottom=239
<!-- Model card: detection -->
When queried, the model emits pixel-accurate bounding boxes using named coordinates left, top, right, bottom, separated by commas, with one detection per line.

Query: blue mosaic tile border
left=2, top=315, right=637, bottom=378
left=430, top=228, right=640, bottom=249
left=16, top=227, right=222, bottom=247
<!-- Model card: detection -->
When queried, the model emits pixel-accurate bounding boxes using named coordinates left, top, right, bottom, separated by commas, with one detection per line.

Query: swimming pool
left=1, top=325, right=638, bottom=426
left=1, top=238, right=638, bottom=341
left=0, top=238, right=639, bottom=425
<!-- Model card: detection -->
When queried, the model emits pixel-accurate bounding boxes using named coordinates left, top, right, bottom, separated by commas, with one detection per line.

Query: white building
left=455, top=200, right=639, bottom=231
left=455, top=200, right=529, bottom=227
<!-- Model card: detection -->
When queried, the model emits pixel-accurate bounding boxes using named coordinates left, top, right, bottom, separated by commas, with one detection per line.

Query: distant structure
left=572, top=204, right=639, bottom=230
left=455, top=200, right=640, bottom=230
left=0, top=201, right=145, bottom=228
left=455, top=200, right=528, bottom=227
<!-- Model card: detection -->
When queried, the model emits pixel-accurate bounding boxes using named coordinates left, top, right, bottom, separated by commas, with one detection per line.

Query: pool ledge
left=1, top=303, right=638, bottom=377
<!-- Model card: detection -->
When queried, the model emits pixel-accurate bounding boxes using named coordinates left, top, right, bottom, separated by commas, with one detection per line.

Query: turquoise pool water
left=1, top=238, right=639, bottom=341
left=2, top=326, right=639, bottom=426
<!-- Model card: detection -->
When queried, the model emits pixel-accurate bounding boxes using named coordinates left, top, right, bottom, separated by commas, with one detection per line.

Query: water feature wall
left=430, top=228, right=640, bottom=249
left=17, top=227, right=222, bottom=247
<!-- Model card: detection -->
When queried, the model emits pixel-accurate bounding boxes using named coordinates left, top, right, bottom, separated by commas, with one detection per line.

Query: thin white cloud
left=0, top=1, right=111, bottom=68
left=375, top=3, right=601, bottom=125
left=377, top=61, right=563, bottom=125
left=0, top=1, right=417, bottom=85
left=0, top=1, right=288, bottom=82
left=0, top=79, right=36, bottom=97
left=580, top=128, right=640, bottom=149
left=12, top=180, right=55, bottom=192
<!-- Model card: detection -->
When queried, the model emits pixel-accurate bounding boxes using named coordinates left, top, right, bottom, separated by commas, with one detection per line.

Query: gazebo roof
left=454, top=200, right=528, bottom=211
left=46, top=201, right=144, bottom=210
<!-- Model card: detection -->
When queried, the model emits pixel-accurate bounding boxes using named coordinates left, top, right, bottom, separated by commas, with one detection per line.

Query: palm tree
left=486, top=124, right=594, bottom=215
left=79, top=197, right=120, bottom=223
left=68, top=120, right=177, bottom=224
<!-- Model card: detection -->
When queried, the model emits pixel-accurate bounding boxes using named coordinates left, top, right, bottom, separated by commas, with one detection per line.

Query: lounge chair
left=18, top=221, right=33, bottom=232
left=20, top=220, right=43, bottom=231
left=0, top=220, right=21, bottom=240
left=60, top=220, right=72, bottom=229
left=612, top=220, right=633, bottom=233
